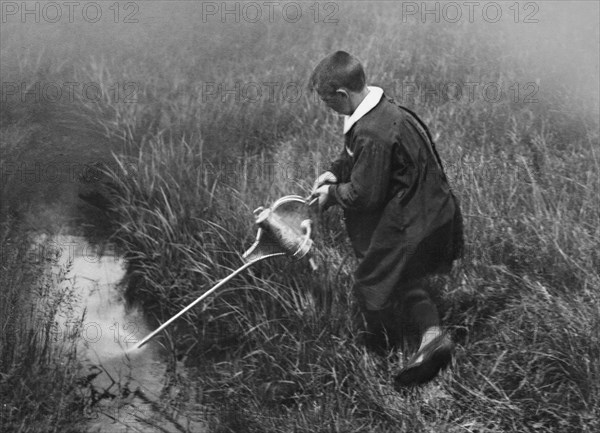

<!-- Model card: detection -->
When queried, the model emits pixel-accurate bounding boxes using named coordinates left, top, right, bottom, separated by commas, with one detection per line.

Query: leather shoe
left=394, top=333, right=454, bottom=388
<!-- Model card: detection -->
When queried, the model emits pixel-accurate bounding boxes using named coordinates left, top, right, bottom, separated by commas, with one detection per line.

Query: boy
left=309, top=51, right=463, bottom=387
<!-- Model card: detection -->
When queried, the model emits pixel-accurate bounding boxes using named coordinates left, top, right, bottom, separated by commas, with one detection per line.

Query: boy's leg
left=354, top=273, right=400, bottom=354
left=361, top=306, right=399, bottom=355
left=401, top=282, right=442, bottom=348
left=394, top=278, right=453, bottom=387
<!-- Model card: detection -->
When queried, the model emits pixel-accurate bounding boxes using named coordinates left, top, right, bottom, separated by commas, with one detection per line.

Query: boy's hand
left=312, top=171, right=338, bottom=195
left=313, top=185, right=332, bottom=211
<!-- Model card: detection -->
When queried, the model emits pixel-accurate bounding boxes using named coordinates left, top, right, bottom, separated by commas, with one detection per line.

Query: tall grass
left=0, top=27, right=91, bottom=430
left=0, top=222, right=88, bottom=432
left=2, top=2, right=599, bottom=431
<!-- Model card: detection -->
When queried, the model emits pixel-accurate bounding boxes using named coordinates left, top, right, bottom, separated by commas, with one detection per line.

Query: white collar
left=343, top=86, right=384, bottom=134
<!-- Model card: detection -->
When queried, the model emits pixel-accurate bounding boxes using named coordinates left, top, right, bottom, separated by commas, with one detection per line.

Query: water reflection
left=36, top=233, right=201, bottom=432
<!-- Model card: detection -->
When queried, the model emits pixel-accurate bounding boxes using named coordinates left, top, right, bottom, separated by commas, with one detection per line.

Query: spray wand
left=132, top=195, right=316, bottom=350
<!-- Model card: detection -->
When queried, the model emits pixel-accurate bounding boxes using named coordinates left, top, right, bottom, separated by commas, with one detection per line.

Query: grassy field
left=1, top=2, right=599, bottom=432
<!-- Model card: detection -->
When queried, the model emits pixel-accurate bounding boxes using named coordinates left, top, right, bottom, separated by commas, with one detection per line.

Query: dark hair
left=308, top=51, right=366, bottom=96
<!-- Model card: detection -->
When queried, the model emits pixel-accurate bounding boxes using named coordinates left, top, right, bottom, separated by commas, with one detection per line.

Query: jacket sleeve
left=329, top=130, right=393, bottom=211
left=328, top=150, right=347, bottom=180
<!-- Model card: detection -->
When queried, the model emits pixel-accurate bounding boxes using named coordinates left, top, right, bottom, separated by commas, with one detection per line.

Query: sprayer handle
left=292, top=219, right=313, bottom=259
left=300, top=220, right=318, bottom=271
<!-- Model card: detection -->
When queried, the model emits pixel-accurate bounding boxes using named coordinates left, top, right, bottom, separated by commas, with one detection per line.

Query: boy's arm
left=312, top=149, right=345, bottom=195
left=328, top=152, right=346, bottom=180
left=329, top=131, right=393, bottom=211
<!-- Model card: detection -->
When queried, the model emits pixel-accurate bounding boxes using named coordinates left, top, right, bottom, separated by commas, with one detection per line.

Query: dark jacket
left=328, top=96, right=463, bottom=308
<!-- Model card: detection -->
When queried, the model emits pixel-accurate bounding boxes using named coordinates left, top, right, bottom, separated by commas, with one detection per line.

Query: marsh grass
left=0, top=223, right=89, bottom=432
left=2, top=2, right=599, bottom=432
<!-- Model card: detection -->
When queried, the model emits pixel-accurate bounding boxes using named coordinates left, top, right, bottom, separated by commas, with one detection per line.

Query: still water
left=35, top=232, right=203, bottom=432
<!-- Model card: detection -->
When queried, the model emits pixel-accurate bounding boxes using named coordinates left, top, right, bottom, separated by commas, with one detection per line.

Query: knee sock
left=402, top=286, right=441, bottom=348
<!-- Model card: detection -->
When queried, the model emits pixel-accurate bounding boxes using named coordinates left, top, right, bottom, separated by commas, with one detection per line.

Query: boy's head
left=309, top=51, right=367, bottom=115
